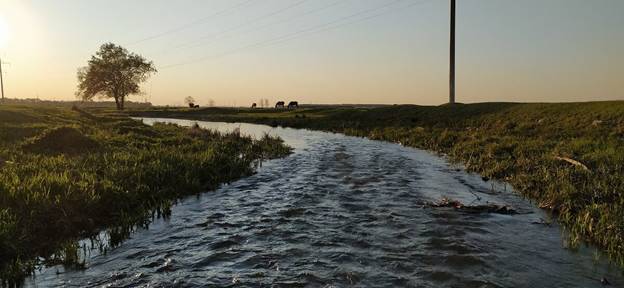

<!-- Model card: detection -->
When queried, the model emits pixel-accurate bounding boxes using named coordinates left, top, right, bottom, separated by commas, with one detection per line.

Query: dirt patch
left=22, top=127, right=100, bottom=155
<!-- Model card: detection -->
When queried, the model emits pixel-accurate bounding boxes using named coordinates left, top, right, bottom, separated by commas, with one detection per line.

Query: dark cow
left=275, top=101, right=285, bottom=108
left=251, top=103, right=257, bottom=108
left=188, top=103, right=199, bottom=108
left=288, top=101, right=299, bottom=109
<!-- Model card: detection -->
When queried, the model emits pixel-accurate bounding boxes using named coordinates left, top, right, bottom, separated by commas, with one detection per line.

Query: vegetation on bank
left=130, top=102, right=624, bottom=267
left=0, top=105, right=291, bottom=284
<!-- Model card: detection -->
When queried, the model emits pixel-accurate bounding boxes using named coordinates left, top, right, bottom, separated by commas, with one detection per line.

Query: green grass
left=0, top=105, right=291, bottom=284
left=128, top=102, right=624, bottom=268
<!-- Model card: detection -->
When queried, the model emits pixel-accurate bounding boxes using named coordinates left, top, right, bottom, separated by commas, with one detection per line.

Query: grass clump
left=21, top=126, right=100, bottom=155
left=129, top=101, right=624, bottom=268
left=0, top=105, right=291, bottom=284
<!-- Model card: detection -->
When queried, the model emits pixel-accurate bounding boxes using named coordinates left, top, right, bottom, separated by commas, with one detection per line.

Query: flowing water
left=25, top=118, right=623, bottom=287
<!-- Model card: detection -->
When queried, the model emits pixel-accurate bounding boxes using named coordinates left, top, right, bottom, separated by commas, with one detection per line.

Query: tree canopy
left=77, top=43, right=156, bottom=110
left=184, top=96, right=195, bottom=105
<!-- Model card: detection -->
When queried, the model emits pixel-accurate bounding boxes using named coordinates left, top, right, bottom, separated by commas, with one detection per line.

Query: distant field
left=0, top=104, right=290, bottom=283
left=128, top=101, right=624, bottom=268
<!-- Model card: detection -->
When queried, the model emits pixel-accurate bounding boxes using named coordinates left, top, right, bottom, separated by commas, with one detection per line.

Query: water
left=25, top=118, right=622, bottom=287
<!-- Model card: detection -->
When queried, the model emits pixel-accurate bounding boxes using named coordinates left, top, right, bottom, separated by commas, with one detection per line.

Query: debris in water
left=279, top=207, right=306, bottom=218
left=531, top=218, right=553, bottom=226
left=428, top=197, right=517, bottom=215
left=232, top=274, right=241, bottom=284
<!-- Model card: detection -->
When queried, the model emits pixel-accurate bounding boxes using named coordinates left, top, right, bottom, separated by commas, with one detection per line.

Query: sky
left=0, top=0, right=622, bottom=106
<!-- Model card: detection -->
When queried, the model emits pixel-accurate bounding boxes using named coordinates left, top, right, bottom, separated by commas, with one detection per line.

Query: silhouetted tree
left=184, top=96, right=195, bottom=106
left=208, top=99, right=215, bottom=107
left=76, top=43, right=156, bottom=110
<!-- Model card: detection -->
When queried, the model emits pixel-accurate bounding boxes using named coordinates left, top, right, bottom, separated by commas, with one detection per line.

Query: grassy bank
left=0, top=105, right=291, bottom=284
left=129, top=102, right=624, bottom=267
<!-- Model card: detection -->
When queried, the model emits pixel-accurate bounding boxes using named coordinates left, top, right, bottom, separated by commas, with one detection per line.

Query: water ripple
left=25, top=119, right=623, bottom=288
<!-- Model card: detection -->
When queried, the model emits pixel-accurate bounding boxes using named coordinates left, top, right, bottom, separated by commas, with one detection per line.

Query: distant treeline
left=0, top=98, right=153, bottom=108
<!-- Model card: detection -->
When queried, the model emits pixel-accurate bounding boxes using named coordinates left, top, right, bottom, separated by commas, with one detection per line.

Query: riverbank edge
left=0, top=106, right=292, bottom=284
left=125, top=102, right=624, bottom=270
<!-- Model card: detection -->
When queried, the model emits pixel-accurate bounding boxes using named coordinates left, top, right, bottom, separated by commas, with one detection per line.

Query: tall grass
left=0, top=105, right=291, bottom=284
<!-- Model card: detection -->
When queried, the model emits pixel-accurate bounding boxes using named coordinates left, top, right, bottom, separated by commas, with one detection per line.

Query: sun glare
left=0, top=16, right=9, bottom=48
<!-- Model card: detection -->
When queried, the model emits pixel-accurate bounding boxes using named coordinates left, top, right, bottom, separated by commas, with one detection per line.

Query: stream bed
left=25, top=118, right=623, bottom=287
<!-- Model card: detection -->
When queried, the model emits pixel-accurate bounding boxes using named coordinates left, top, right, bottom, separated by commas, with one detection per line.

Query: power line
left=160, top=0, right=407, bottom=68
left=261, top=0, right=433, bottom=52
left=126, top=0, right=256, bottom=46
left=160, top=0, right=431, bottom=69
left=160, top=0, right=400, bottom=69
left=169, top=0, right=311, bottom=51
left=165, top=0, right=345, bottom=53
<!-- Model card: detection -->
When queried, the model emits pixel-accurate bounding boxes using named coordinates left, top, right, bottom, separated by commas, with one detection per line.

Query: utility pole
left=0, top=57, right=4, bottom=101
left=449, top=0, right=456, bottom=104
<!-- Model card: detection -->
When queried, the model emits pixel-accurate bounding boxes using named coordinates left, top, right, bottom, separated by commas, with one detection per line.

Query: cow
left=251, top=103, right=257, bottom=108
left=275, top=101, right=285, bottom=109
left=188, top=103, right=195, bottom=108
left=288, top=101, right=299, bottom=109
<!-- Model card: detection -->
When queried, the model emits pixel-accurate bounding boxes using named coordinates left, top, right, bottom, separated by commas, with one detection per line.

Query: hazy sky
left=0, top=0, right=622, bottom=106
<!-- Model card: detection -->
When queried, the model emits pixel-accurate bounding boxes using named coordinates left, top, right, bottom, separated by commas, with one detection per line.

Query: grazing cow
left=288, top=101, right=299, bottom=109
left=194, top=104, right=200, bottom=108
left=251, top=103, right=257, bottom=108
left=275, top=101, right=285, bottom=109
left=188, top=103, right=195, bottom=108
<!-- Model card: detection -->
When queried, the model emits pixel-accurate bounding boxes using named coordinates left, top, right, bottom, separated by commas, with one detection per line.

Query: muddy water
left=26, top=119, right=622, bottom=287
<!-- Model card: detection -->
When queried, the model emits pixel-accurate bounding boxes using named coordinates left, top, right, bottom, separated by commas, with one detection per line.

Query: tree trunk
left=114, top=96, right=121, bottom=110
left=120, top=95, right=125, bottom=110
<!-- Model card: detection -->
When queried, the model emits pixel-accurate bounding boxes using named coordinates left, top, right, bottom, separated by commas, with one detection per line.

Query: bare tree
left=76, top=43, right=156, bottom=110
